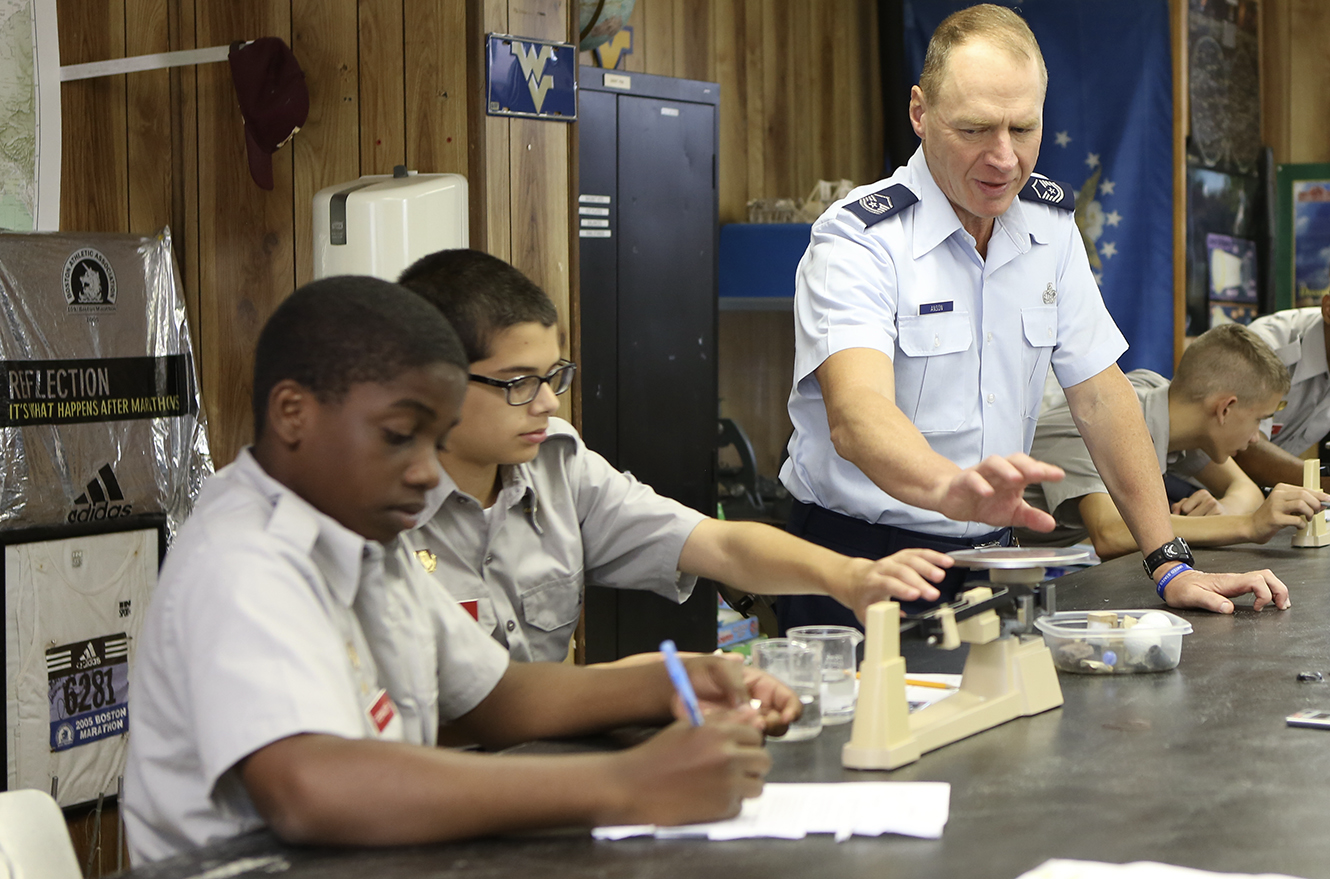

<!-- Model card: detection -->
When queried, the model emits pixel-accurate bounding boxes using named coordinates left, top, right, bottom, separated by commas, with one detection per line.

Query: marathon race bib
left=46, top=634, right=129, bottom=751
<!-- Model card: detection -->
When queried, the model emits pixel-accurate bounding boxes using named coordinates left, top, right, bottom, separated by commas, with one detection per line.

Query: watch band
left=1142, top=537, right=1194, bottom=578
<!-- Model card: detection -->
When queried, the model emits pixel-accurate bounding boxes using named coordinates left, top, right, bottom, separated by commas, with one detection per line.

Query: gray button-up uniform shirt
left=1247, top=307, right=1330, bottom=454
left=404, top=417, right=707, bottom=663
left=124, top=450, right=509, bottom=863
left=1018, top=370, right=1211, bottom=546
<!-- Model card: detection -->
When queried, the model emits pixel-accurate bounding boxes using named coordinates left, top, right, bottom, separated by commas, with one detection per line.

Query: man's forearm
left=826, top=392, right=960, bottom=510
left=1232, top=438, right=1309, bottom=489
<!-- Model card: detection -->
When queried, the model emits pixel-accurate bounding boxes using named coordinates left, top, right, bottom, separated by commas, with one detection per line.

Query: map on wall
left=0, top=0, right=59, bottom=231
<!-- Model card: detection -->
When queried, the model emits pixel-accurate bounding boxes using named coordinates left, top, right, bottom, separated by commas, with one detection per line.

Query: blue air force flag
left=904, top=0, right=1174, bottom=375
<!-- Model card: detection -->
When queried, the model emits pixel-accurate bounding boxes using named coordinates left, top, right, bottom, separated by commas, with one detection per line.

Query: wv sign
left=487, top=34, right=577, bottom=121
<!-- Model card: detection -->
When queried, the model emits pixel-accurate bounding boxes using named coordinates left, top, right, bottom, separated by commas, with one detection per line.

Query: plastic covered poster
left=0, top=228, right=211, bottom=536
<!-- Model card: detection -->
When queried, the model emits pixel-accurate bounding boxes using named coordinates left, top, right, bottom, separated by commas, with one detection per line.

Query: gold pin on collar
left=415, top=549, right=438, bottom=574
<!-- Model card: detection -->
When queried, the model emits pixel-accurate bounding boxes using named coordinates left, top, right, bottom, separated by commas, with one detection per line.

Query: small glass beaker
left=751, top=638, right=823, bottom=741
left=787, top=625, right=865, bottom=724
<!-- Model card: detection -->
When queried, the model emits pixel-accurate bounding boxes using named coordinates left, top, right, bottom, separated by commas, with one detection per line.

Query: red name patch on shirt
left=1271, top=424, right=1283, bottom=437
left=369, top=691, right=396, bottom=733
left=459, top=599, right=480, bottom=621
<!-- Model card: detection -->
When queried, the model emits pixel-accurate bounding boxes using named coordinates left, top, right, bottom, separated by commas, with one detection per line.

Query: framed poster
left=1275, top=163, right=1330, bottom=310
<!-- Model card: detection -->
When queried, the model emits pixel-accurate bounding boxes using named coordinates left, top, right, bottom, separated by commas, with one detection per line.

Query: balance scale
left=843, top=546, right=1088, bottom=771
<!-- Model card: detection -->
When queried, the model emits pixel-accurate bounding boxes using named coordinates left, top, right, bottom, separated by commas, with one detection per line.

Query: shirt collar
left=229, top=448, right=374, bottom=608
left=1290, top=322, right=1330, bottom=385
left=414, top=459, right=540, bottom=531
left=907, top=146, right=1035, bottom=260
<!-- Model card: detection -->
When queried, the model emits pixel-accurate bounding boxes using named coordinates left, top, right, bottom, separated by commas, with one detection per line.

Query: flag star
left=1100, top=241, right=1118, bottom=259
left=1105, top=210, right=1123, bottom=227
left=1093, top=271, right=1104, bottom=285
left=1085, top=152, right=1100, bottom=168
left=1054, top=130, right=1072, bottom=147
left=1099, top=179, right=1116, bottom=196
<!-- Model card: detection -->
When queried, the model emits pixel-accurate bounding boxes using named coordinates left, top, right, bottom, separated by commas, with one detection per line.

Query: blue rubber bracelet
left=1154, top=562, right=1193, bottom=599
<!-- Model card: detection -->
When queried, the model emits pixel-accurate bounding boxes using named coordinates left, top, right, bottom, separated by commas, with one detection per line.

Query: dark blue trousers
left=776, top=501, right=1011, bottom=635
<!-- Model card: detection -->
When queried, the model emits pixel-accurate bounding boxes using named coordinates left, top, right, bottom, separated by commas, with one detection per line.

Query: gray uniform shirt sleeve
left=567, top=430, right=707, bottom=598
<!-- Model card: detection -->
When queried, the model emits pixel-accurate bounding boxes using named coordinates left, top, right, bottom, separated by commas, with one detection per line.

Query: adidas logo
left=67, top=463, right=134, bottom=523
left=75, top=642, right=101, bottom=669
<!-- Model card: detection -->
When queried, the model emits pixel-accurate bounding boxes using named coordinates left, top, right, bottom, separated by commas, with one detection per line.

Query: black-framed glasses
left=469, top=360, right=576, bottom=406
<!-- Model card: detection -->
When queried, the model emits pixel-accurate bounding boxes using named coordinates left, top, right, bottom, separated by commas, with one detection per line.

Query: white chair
left=0, top=789, right=82, bottom=879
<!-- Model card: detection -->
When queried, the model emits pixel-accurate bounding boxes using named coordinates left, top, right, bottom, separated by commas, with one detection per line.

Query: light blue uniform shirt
left=781, top=146, right=1128, bottom=538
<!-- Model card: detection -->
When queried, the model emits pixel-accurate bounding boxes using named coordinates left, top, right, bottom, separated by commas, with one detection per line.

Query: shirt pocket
left=1021, top=306, right=1059, bottom=442
left=518, top=573, right=584, bottom=633
left=896, top=312, right=973, bottom=434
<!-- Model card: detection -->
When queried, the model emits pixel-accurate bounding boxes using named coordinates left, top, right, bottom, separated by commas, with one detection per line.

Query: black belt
left=789, top=500, right=1011, bottom=557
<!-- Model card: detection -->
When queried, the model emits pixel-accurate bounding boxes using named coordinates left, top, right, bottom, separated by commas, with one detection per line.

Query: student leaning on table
left=1230, top=299, right=1330, bottom=488
left=122, top=277, right=789, bottom=864
left=775, top=3, right=1287, bottom=623
left=1015, top=324, right=1327, bottom=576
left=395, top=248, right=953, bottom=667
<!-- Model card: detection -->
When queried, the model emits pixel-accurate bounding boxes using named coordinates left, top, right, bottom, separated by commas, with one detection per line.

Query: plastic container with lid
left=1033, top=609, right=1193, bottom=674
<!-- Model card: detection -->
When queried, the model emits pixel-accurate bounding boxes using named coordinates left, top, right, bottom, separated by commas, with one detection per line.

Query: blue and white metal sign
left=486, top=34, right=578, bottom=121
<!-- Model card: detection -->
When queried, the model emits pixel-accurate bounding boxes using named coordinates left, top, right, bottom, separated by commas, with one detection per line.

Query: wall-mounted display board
left=1275, top=163, right=1330, bottom=311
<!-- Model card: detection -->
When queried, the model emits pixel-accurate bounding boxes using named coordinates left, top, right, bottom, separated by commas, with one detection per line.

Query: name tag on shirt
left=920, top=301, right=953, bottom=315
left=366, top=688, right=404, bottom=740
left=458, top=599, right=480, bottom=621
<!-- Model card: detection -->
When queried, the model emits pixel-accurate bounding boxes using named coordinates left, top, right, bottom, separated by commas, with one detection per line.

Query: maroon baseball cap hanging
left=228, top=38, right=309, bottom=190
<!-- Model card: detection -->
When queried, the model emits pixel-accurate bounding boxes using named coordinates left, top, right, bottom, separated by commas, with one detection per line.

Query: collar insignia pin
left=415, top=548, right=438, bottom=574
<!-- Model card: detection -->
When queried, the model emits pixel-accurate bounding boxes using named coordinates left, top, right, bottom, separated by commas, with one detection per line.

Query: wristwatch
left=1142, top=537, right=1194, bottom=578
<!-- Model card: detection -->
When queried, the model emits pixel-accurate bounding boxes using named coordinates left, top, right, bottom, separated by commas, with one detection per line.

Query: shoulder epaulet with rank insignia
left=842, top=184, right=918, bottom=228
left=1019, top=174, right=1075, bottom=211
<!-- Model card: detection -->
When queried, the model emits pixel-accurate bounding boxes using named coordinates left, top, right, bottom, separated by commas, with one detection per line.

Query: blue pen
left=660, top=639, right=704, bottom=726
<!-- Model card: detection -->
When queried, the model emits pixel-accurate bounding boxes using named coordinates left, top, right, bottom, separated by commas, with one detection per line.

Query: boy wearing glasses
left=398, top=249, right=953, bottom=663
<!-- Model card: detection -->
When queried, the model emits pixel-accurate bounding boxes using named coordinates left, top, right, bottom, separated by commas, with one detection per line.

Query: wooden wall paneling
left=480, top=0, right=511, bottom=260
left=838, top=2, right=863, bottom=183
left=124, top=0, right=172, bottom=236
left=196, top=2, right=295, bottom=466
left=1260, top=0, right=1289, bottom=162
left=863, top=0, right=884, bottom=182
left=358, top=0, right=407, bottom=176
left=761, top=0, right=793, bottom=198
left=714, top=0, right=746, bottom=224
left=404, top=0, right=470, bottom=176
left=678, top=0, right=712, bottom=82
left=293, top=0, right=360, bottom=288
left=812, top=3, right=836, bottom=182
left=1286, top=0, right=1330, bottom=163
left=644, top=0, right=676, bottom=76
left=742, top=0, right=764, bottom=205
left=789, top=1, right=814, bottom=196
left=57, top=0, right=129, bottom=234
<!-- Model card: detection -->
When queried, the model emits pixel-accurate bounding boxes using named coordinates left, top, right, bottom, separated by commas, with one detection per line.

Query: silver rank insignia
left=1043, top=283, right=1056, bottom=304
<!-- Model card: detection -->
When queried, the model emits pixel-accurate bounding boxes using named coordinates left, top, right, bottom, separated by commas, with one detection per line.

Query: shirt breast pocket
left=518, top=573, right=584, bottom=633
left=1021, top=305, right=1058, bottom=429
left=897, top=312, right=973, bottom=434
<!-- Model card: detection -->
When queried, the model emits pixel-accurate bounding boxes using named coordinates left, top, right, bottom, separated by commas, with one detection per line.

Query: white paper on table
left=1018, top=859, right=1306, bottom=879
left=904, top=672, right=962, bottom=711
left=592, top=781, right=950, bottom=843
